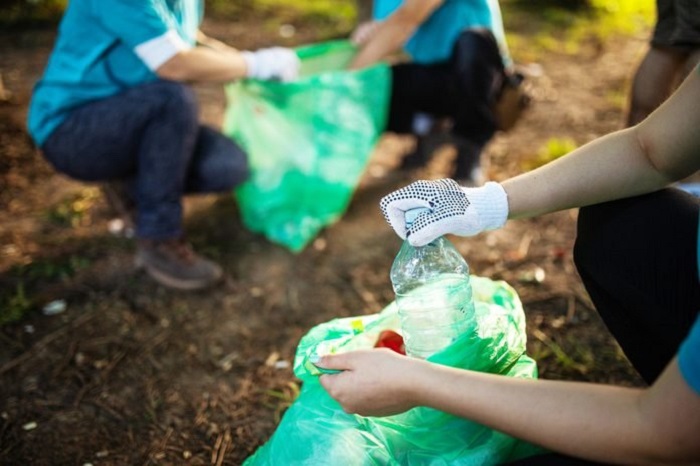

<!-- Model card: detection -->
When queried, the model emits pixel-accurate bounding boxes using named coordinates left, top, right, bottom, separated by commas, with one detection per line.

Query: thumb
left=407, top=221, right=440, bottom=247
left=316, top=352, right=357, bottom=371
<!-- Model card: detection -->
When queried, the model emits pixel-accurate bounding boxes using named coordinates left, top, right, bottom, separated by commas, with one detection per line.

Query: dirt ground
left=0, top=14, right=649, bottom=466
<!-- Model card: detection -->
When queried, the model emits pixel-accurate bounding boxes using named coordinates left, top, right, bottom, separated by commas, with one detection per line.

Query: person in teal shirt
left=349, top=0, right=526, bottom=185
left=318, top=66, right=700, bottom=464
left=28, top=0, right=300, bottom=290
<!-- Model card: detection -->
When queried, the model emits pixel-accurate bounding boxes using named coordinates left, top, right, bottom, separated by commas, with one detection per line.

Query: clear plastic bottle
left=390, top=209, right=475, bottom=359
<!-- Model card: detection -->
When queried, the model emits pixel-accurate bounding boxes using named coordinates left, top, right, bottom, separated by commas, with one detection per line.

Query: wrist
left=461, top=182, right=509, bottom=230
left=402, top=358, right=436, bottom=408
left=240, top=50, right=256, bottom=78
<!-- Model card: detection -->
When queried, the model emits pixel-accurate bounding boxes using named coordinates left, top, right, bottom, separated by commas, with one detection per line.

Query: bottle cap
left=404, top=207, right=431, bottom=228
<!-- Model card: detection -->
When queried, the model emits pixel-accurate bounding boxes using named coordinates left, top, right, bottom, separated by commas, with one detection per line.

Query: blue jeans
left=42, top=80, right=249, bottom=240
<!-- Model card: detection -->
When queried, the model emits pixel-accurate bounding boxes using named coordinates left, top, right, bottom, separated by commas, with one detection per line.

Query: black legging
left=505, top=188, right=700, bottom=465
left=575, top=188, right=700, bottom=384
left=387, top=28, right=505, bottom=178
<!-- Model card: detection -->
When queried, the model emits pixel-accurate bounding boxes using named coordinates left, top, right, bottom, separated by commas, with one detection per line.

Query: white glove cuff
left=461, top=182, right=509, bottom=231
left=241, top=51, right=257, bottom=78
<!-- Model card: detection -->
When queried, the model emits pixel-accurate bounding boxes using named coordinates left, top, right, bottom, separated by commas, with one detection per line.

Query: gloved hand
left=241, top=47, right=300, bottom=82
left=379, top=179, right=509, bottom=246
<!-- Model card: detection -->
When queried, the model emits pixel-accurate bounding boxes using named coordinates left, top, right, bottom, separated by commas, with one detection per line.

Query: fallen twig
left=0, top=309, right=97, bottom=376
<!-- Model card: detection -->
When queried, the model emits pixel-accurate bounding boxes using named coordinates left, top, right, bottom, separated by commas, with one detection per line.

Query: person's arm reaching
left=380, top=67, right=700, bottom=245
left=98, top=2, right=298, bottom=84
left=196, top=30, right=237, bottom=53
left=317, top=350, right=700, bottom=464
left=503, top=66, right=700, bottom=220
left=156, top=43, right=299, bottom=83
left=349, top=0, right=444, bottom=69
left=155, top=45, right=249, bottom=82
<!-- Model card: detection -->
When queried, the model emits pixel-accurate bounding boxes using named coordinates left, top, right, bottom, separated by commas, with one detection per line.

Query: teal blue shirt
left=688, top=143, right=700, bottom=394
left=681, top=66, right=700, bottom=395
left=373, top=0, right=509, bottom=65
left=679, top=315, right=700, bottom=395
left=28, top=0, right=203, bottom=146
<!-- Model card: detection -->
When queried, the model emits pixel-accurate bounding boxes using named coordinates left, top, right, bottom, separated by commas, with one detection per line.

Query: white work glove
left=241, top=47, right=300, bottom=82
left=379, top=179, right=509, bottom=246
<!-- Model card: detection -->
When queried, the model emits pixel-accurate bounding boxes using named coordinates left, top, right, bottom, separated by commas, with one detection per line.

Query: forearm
left=502, top=128, right=671, bottom=219
left=156, top=46, right=248, bottom=82
left=196, top=30, right=238, bottom=53
left=349, top=16, right=415, bottom=69
left=414, top=364, right=671, bottom=464
left=349, top=0, right=442, bottom=69
left=503, top=70, right=700, bottom=220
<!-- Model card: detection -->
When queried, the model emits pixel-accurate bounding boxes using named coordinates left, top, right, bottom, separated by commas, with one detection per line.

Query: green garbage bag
left=223, top=41, right=391, bottom=252
left=245, top=277, right=544, bottom=465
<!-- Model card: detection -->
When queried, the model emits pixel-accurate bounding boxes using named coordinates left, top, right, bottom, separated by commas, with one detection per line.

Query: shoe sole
left=134, top=257, right=222, bottom=291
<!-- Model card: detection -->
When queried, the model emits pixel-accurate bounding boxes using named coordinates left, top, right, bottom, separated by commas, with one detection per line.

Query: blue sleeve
left=679, top=314, right=700, bottom=395
left=91, top=0, right=171, bottom=48
left=373, top=0, right=402, bottom=20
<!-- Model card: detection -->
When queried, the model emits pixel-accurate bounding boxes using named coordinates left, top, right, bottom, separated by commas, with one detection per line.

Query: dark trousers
left=388, top=28, right=504, bottom=178
left=505, top=188, right=700, bottom=465
left=42, top=80, right=249, bottom=240
left=575, top=188, right=700, bottom=383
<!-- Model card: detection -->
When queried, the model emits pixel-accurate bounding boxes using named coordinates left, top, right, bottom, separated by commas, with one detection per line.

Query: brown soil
left=0, top=16, right=647, bottom=466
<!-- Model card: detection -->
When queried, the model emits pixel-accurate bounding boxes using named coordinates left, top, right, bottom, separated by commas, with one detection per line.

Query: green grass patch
left=0, top=0, right=67, bottom=26
left=606, top=86, right=628, bottom=110
left=10, top=254, right=91, bottom=282
left=256, top=0, right=355, bottom=22
left=503, top=0, right=654, bottom=62
left=524, top=137, right=578, bottom=171
left=262, top=381, right=300, bottom=423
left=0, top=254, right=91, bottom=324
left=0, top=283, right=32, bottom=325
left=45, top=188, right=100, bottom=228
left=207, top=0, right=357, bottom=38
left=531, top=328, right=589, bottom=375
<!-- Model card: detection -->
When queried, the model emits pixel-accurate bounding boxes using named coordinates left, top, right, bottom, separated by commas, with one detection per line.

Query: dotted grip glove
left=241, top=47, right=300, bottom=82
left=379, top=179, right=509, bottom=247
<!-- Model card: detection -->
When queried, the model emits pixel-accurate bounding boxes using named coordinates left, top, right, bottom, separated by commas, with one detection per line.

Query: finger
left=380, top=196, right=433, bottom=239
left=383, top=205, right=408, bottom=239
left=351, top=21, right=376, bottom=45
left=439, top=178, right=462, bottom=190
left=318, top=373, right=335, bottom=392
left=350, top=27, right=367, bottom=45
left=407, top=218, right=443, bottom=246
left=317, top=353, right=355, bottom=371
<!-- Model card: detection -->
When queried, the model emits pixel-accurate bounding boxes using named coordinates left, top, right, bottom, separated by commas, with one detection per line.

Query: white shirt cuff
left=134, top=30, right=192, bottom=71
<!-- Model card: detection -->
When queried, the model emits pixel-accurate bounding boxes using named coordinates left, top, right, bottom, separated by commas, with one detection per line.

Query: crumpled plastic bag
left=245, top=276, right=544, bottom=465
left=223, top=40, right=390, bottom=252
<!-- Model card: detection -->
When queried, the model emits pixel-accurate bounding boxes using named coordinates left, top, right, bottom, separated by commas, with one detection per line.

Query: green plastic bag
left=245, top=277, right=544, bottom=465
left=223, top=41, right=390, bottom=252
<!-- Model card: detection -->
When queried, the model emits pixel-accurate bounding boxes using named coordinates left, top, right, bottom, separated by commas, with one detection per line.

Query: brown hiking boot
left=135, top=238, right=223, bottom=290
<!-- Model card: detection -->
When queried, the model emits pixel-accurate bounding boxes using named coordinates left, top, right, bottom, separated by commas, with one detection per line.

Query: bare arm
left=319, top=350, right=700, bottom=464
left=418, top=358, right=700, bottom=464
left=156, top=31, right=298, bottom=83
left=156, top=44, right=248, bottom=82
left=504, top=68, right=700, bottom=219
left=196, top=30, right=237, bottom=53
left=349, top=0, right=443, bottom=69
